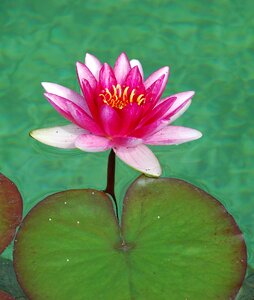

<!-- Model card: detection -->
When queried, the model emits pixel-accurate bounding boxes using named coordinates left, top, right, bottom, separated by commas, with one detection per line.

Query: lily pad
left=14, top=177, right=246, bottom=299
left=0, top=173, right=23, bottom=254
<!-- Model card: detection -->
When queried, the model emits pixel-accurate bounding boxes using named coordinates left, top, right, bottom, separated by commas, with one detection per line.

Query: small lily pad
left=0, top=174, right=23, bottom=254
left=14, top=177, right=246, bottom=299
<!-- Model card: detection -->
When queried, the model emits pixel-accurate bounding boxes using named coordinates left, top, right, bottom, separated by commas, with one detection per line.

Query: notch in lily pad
left=0, top=173, right=23, bottom=254
left=14, top=176, right=246, bottom=299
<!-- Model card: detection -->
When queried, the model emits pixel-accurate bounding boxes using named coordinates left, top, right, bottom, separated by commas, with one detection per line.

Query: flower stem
left=104, top=149, right=119, bottom=221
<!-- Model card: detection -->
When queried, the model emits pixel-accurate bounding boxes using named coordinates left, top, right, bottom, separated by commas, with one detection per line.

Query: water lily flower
left=31, top=53, right=202, bottom=177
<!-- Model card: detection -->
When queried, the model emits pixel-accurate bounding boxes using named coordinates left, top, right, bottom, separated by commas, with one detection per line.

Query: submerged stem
left=104, top=149, right=119, bottom=221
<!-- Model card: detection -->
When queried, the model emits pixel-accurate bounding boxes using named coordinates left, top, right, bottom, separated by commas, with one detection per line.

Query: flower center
left=99, top=84, right=146, bottom=109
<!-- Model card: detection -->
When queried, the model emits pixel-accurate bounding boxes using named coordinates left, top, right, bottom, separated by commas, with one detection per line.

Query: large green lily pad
left=14, top=177, right=246, bottom=299
left=0, top=173, right=23, bottom=254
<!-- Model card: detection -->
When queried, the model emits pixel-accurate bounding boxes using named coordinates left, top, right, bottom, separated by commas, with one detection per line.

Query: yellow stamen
left=116, top=84, right=122, bottom=97
left=122, top=86, right=129, bottom=101
left=99, top=85, right=146, bottom=109
left=129, top=89, right=136, bottom=103
left=137, top=94, right=145, bottom=105
left=112, top=85, right=117, bottom=96
left=105, top=88, right=112, bottom=98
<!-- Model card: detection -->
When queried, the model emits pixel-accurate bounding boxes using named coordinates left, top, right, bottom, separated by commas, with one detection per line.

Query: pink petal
left=168, top=100, right=192, bottom=123
left=75, top=134, right=111, bottom=152
left=44, top=92, right=102, bottom=135
left=85, top=53, right=102, bottom=80
left=145, top=75, right=165, bottom=101
left=76, top=62, right=97, bottom=90
left=99, top=104, right=121, bottom=136
left=137, top=76, right=168, bottom=120
left=132, top=119, right=168, bottom=139
left=124, top=66, right=144, bottom=90
left=118, top=103, right=143, bottom=135
left=144, top=126, right=202, bottom=145
left=41, top=82, right=89, bottom=113
left=137, top=95, right=176, bottom=127
left=99, top=63, right=117, bottom=89
left=164, top=91, right=194, bottom=123
left=114, top=144, right=161, bottom=177
left=81, top=79, right=98, bottom=118
left=114, top=52, right=131, bottom=84
left=130, top=59, right=144, bottom=79
left=30, top=124, right=87, bottom=148
left=111, top=136, right=143, bottom=148
left=144, top=66, right=170, bottom=99
left=66, top=102, right=104, bottom=135
left=44, top=93, right=76, bottom=123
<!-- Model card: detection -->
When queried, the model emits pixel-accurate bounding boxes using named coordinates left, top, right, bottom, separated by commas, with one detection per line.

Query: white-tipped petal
left=76, top=62, right=97, bottom=90
left=114, top=144, right=161, bottom=177
left=130, top=59, right=144, bottom=79
left=85, top=53, right=102, bottom=80
left=41, top=82, right=88, bottom=112
left=144, top=66, right=170, bottom=98
left=30, top=124, right=87, bottom=148
left=145, top=126, right=202, bottom=145
left=114, top=52, right=131, bottom=84
left=165, top=91, right=194, bottom=123
left=170, top=100, right=191, bottom=123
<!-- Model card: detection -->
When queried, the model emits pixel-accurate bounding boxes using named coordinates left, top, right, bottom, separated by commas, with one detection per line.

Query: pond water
left=1, top=0, right=253, bottom=279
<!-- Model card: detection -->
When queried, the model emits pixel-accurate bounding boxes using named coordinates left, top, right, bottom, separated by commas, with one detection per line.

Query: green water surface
left=0, top=0, right=253, bottom=279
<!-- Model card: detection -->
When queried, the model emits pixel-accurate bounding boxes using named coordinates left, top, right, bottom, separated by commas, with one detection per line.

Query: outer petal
left=44, top=92, right=76, bottom=123
left=114, top=144, right=161, bottom=177
left=144, top=66, right=170, bottom=99
left=76, top=62, right=97, bottom=90
left=41, top=82, right=89, bottom=113
left=168, top=100, right=192, bottom=123
left=66, top=102, right=104, bottom=135
left=84, top=53, right=102, bottom=80
left=75, top=134, right=111, bottom=152
left=144, top=126, right=202, bottom=145
left=44, top=92, right=102, bottom=135
left=30, top=124, right=87, bottom=148
left=114, top=52, right=131, bottom=84
left=130, top=59, right=144, bottom=79
left=162, top=91, right=194, bottom=123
